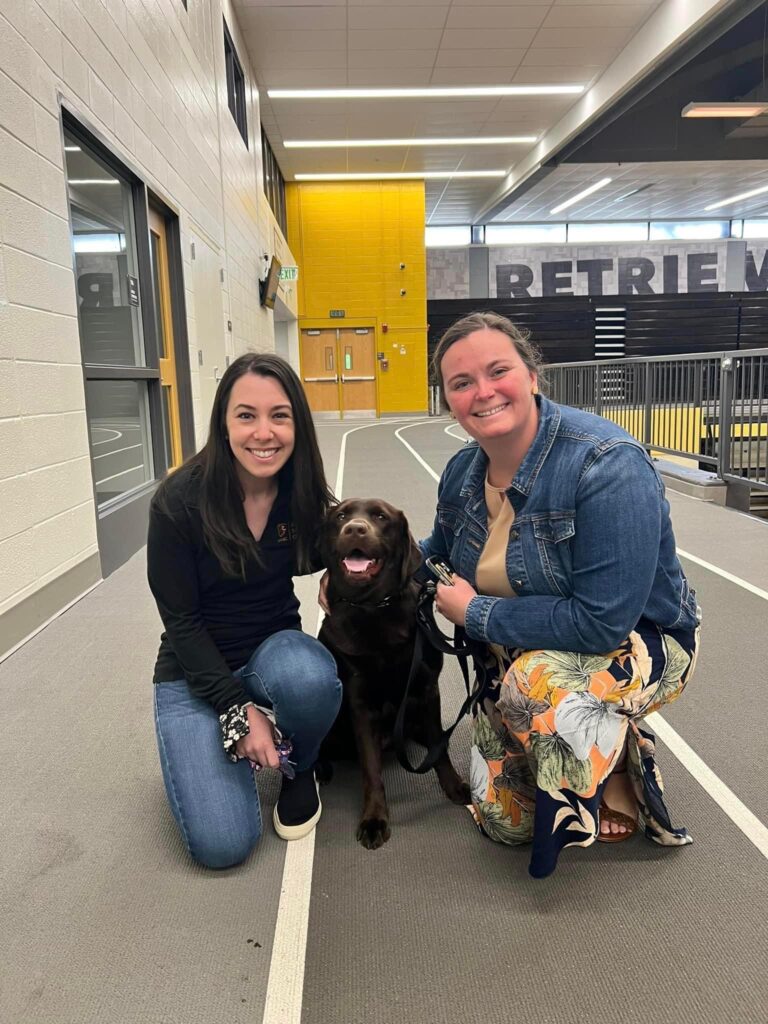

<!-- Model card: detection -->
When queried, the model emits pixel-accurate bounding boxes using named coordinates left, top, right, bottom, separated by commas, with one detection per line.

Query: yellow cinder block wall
left=286, top=181, right=428, bottom=414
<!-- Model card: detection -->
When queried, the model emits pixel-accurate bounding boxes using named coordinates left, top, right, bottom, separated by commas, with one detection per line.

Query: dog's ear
left=317, top=506, right=336, bottom=568
left=399, top=515, right=424, bottom=586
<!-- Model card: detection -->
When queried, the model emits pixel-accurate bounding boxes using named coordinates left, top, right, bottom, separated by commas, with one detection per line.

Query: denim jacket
left=420, top=395, right=700, bottom=654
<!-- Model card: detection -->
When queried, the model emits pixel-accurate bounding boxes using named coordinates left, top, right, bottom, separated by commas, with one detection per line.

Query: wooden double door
left=300, top=327, right=377, bottom=417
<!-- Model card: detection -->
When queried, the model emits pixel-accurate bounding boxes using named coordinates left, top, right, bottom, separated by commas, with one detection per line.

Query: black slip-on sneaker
left=273, top=768, right=322, bottom=840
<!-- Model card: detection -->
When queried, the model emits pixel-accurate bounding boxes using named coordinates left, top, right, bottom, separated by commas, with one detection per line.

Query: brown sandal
left=597, top=801, right=638, bottom=843
left=597, top=765, right=638, bottom=844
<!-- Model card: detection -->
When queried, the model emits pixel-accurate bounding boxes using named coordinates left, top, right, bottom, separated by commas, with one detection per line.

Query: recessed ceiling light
left=269, top=85, right=583, bottom=100
left=705, top=184, right=768, bottom=211
left=284, top=136, right=537, bottom=148
left=550, top=177, right=613, bottom=215
left=294, top=171, right=507, bottom=181
left=681, top=102, right=768, bottom=118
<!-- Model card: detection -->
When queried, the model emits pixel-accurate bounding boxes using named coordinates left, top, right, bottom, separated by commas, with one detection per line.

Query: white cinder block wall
left=0, top=0, right=297, bottom=650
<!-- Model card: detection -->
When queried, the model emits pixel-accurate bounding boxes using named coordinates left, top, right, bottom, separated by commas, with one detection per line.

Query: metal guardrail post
left=594, top=365, right=602, bottom=417
left=719, top=355, right=735, bottom=478
left=643, top=362, right=652, bottom=448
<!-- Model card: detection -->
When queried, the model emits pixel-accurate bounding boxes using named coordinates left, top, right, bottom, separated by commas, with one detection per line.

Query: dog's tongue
left=344, top=556, right=373, bottom=573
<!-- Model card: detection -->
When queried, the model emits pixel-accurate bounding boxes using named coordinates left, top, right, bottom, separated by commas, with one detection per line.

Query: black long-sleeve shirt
left=147, top=465, right=306, bottom=714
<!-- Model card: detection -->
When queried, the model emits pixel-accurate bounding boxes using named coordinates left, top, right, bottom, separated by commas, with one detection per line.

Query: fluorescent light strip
left=67, top=178, right=120, bottom=185
left=550, top=176, right=612, bottom=215
left=269, top=85, right=583, bottom=100
left=285, top=135, right=536, bottom=148
left=705, top=184, right=768, bottom=211
left=682, top=102, right=768, bottom=118
left=64, top=145, right=81, bottom=152
left=295, top=171, right=507, bottom=181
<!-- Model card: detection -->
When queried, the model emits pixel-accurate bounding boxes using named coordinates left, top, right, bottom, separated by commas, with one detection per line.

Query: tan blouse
left=475, top=476, right=516, bottom=599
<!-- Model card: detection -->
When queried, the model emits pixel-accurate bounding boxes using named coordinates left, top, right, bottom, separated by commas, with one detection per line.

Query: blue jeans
left=153, top=630, right=341, bottom=869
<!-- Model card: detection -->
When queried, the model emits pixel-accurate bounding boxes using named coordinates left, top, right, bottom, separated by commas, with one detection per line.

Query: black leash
left=393, top=583, right=483, bottom=775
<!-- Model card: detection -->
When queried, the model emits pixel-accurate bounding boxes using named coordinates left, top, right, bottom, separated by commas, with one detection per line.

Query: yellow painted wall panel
left=287, top=181, right=427, bottom=415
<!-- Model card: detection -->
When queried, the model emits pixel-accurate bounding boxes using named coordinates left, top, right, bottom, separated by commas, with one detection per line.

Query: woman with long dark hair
left=148, top=352, right=341, bottom=869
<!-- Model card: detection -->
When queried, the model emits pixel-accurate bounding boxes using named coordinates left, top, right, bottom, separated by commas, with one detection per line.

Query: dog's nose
left=341, top=518, right=372, bottom=537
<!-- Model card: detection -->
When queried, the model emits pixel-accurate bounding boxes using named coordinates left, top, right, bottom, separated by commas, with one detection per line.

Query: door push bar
left=341, top=375, right=375, bottom=382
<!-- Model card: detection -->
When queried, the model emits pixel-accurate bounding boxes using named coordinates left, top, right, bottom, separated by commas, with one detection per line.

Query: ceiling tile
left=532, top=26, right=632, bottom=48
left=348, top=29, right=444, bottom=49
left=254, top=51, right=343, bottom=71
left=511, top=65, right=604, bottom=84
left=347, top=50, right=437, bottom=69
left=435, top=48, right=526, bottom=68
left=261, top=69, right=349, bottom=88
left=348, top=0, right=448, bottom=6
left=440, top=28, right=537, bottom=49
left=347, top=69, right=434, bottom=86
left=237, top=7, right=346, bottom=31
left=347, top=6, right=449, bottom=29
left=249, top=30, right=347, bottom=54
left=520, top=46, right=621, bottom=65
left=429, top=68, right=519, bottom=85
left=446, top=5, right=548, bottom=28
left=542, top=4, right=656, bottom=29
left=236, top=0, right=345, bottom=6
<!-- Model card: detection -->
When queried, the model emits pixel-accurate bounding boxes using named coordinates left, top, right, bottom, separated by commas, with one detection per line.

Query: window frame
left=223, top=19, right=248, bottom=147
left=261, top=126, right=287, bottom=235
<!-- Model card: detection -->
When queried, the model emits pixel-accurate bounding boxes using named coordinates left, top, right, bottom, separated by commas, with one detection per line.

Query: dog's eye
left=336, top=512, right=346, bottom=521
left=375, top=513, right=387, bottom=521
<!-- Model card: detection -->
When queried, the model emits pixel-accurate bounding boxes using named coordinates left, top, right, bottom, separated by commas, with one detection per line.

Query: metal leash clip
left=425, top=556, right=456, bottom=587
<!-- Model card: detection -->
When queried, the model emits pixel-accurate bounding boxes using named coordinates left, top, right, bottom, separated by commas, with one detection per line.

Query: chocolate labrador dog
left=318, top=497, right=470, bottom=850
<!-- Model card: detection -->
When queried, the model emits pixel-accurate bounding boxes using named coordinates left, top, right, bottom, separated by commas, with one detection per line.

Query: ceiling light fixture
left=294, top=171, right=507, bottom=181
left=284, top=135, right=537, bottom=148
left=64, top=145, right=81, bottom=152
left=269, top=85, right=583, bottom=100
left=66, top=179, right=120, bottom=185
left=705, top=183, right=768, bottom=210
left=550, top=176, right=613, bottom=215
left=681, top=102, right=768, bottom=118
left=613, top=183, right=655, bottom=202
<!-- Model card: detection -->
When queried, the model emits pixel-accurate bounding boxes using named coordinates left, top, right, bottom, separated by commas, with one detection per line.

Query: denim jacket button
left=509, top=529, right=519, bottom=540
left=513, top=579, right=524, bottom=588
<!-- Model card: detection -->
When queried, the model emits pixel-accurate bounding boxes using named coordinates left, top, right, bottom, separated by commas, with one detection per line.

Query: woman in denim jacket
left=423, top=312, right=700, bottom=878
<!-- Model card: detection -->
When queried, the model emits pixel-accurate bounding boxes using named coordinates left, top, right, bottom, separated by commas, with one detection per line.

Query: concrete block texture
left=0, top=0, right=297, bottom=639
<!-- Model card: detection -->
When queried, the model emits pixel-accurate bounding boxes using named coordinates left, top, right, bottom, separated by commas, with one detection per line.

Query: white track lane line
left=260, top=417, right=423, bottom=1024
left=394, top=418, right=768, bottom=860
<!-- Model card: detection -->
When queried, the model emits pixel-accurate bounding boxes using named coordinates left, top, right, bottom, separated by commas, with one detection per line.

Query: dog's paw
left=444, top=779, right=472, bottom=805
left=356, top=817, right=391, bottom=850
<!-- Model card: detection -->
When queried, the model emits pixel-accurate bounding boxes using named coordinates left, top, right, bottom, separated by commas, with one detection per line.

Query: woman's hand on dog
left=235, top=705, right=280, bottom=769
left=435, top=574, right=477, bottom=626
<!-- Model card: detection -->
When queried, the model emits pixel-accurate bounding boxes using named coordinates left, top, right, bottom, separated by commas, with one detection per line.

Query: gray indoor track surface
left=1, top=416, right=766, bottom=1024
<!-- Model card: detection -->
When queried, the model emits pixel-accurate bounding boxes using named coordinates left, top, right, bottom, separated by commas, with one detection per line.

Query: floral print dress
left=467, top=481, right=700, bottom=878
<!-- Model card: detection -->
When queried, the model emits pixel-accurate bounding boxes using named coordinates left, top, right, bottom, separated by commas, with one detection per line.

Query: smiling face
left=321, top=498, right=422, bottom=591
left=440, top=328, right=539, bottom=450
left=225, top=372, right=295, bottom=488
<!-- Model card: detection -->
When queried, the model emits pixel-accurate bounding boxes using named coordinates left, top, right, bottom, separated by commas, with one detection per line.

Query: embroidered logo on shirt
left=277, top=522, right=296, bottom=543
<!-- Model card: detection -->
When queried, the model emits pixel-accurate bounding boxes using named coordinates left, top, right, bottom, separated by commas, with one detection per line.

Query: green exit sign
left=329, top=309, right=345, bottom=318
left=279, top=266, right=299, bottom=281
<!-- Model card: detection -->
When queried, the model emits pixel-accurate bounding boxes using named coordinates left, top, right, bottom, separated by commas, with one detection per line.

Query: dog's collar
left=338, top=593, right=395, bottom=609
left=338, top=584, right=411, bottom=610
